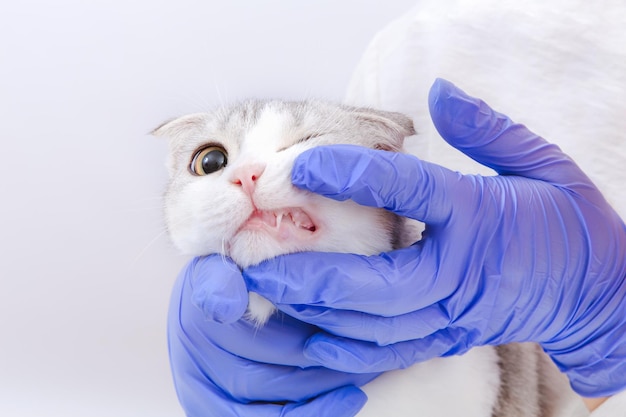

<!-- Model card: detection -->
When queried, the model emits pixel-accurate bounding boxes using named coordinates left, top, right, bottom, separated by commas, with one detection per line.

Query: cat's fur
left=155, top=100, right=578, bottom=416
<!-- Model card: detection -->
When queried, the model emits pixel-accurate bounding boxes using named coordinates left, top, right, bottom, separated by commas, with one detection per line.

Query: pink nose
left=231, top=163, right=266, bottom=195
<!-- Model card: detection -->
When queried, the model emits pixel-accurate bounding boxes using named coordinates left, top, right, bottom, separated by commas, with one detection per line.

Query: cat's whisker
left=220, top=238, right=228, bottom=260
left=183, top=93, right=214, bottom=114
left=118, top=196, right=166, bottom=209
left=112, top=206, right=164, bottom=214
left=300, top=88, right=317, bottom=105
left=219, top=238, right=239, bottom=273
left=213, top=81, right=228, bottom=109
left=129, top=228, right=169, bottom=267
left=302, top=101, right=346, bottom=135
left=127, top=194, right=165, bottom=199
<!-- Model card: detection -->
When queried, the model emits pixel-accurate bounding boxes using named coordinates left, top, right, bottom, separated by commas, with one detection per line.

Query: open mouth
left=239, top=207, right=317, bottom=234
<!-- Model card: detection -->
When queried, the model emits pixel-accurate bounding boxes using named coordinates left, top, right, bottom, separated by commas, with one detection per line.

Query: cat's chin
left=227, top=229, right=306, bottom=268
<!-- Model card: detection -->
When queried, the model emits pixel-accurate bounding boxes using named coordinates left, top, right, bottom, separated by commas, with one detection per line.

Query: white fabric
left=346, top=0, right=626, bottom=219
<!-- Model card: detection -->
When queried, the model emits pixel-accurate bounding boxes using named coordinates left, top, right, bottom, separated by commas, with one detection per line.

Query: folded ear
left=350, top=107, right=416, bottom=152
left=152, top=114, right=209, bottom=177
left=151, top=113, right=208, bottom=140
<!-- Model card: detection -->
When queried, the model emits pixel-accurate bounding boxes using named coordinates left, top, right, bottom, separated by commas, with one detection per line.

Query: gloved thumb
left=188, top=255, right=248, bottom=324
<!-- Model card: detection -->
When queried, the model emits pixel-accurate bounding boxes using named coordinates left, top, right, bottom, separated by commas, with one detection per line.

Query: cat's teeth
left=276, top=212, right=284, bottom=229
left=289, top=213, right=297, bottom=228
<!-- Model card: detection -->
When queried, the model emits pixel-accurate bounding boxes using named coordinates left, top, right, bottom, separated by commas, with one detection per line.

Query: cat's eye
left=190, top=146, right=228, bottom=175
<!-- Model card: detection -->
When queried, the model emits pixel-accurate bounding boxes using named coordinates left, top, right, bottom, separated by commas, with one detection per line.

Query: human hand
left=243, top=78, right=626, bottom=398
left=167, top=255, right=375, bottom=417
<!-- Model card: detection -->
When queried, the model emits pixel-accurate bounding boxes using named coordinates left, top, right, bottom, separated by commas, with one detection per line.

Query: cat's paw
left=245, top=292, right=276, bottom=327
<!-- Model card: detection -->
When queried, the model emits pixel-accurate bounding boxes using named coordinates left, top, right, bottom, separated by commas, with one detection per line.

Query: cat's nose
left=230, top=163, right=266, bottom=195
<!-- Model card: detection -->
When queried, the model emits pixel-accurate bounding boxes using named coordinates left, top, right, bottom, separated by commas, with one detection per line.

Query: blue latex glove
left=244, top=78, right=626, bottom=398
left=167, top=255, right=376, bottom=417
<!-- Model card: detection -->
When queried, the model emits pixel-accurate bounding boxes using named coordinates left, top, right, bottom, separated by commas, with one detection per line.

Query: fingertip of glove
left=291, top=145, right=366, bottom=200
left=291, top=148, right=323, bottom=190
left=189, top=256, right=248, bottom=323
left=316, top=386, right=367, bottom=417
left=304, top=333, right=348, bottom=366
left=212, top=298, right=248, bottom=324
left=291, top=147, right=343, bottom=197
left=290, top=152, right=307, bottom=188
left=243, top=259, right=287, bottom=301
left=191, top=254, right=238, bottom=275
left=191, top=288, right=248, bottom=324
left=429, top=78, right=477, bottom=138
left=427, top=78, right=457, bottom=118
left=428, top=78, right=507, bottom=150
left=336, top=386, right=368, bottom=416
left=287, top=385, right=367, bottom=417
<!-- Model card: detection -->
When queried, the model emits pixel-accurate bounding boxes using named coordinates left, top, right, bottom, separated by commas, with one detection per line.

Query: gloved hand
left=167, top=255, right=377, bottom=417
left=243, top=78, right=626, bottom=398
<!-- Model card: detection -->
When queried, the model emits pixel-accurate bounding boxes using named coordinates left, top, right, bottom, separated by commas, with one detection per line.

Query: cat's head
left=154, top=100, right=415, bottom=268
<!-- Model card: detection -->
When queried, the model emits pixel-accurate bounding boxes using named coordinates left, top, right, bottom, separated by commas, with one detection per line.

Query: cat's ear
left=351, top=108, right=415, bottom=152
left=152, top=114, right=208, bottom=176
left=151, top=113, right=208, bottom=141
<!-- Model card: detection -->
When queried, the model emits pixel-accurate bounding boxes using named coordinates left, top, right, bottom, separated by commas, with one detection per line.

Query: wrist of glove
left=242, top=79, right=626, bottom=398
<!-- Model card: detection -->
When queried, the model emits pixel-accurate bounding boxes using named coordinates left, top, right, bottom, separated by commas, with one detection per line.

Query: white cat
left=155, top=100, right=583, bottom=416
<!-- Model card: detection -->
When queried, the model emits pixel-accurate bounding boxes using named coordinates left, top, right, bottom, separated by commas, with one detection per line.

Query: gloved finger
left=428, top=78, right=592, bottom=190
left=181, top=258, right=321, bottom=369
left=170, top=267, right=379, bottom=402
left=171, top=319, right=377, bottom=403
left=244, top=245, right=455, bottom=317
left=276, top=303, right=450, bottom=346
left=281, top=385, right=368, bottom=417
left=303, top=328, right=472, bottom=374
left=188, top=255, right=248, bottom=324
left=173, top=364, right=367, bottom=417
left=291, top=144, right=475, bottom=225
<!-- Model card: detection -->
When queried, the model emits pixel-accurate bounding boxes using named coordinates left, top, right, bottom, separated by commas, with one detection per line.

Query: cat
left=154, top=100, right=581, bottom=416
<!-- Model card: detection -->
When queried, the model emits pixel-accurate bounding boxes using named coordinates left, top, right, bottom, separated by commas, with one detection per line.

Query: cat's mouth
left=237, top=207, right=317, bottom=235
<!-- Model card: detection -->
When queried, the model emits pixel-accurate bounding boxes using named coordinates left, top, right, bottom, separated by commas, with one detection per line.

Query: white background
left=0, top=1, right=417, bottom=415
